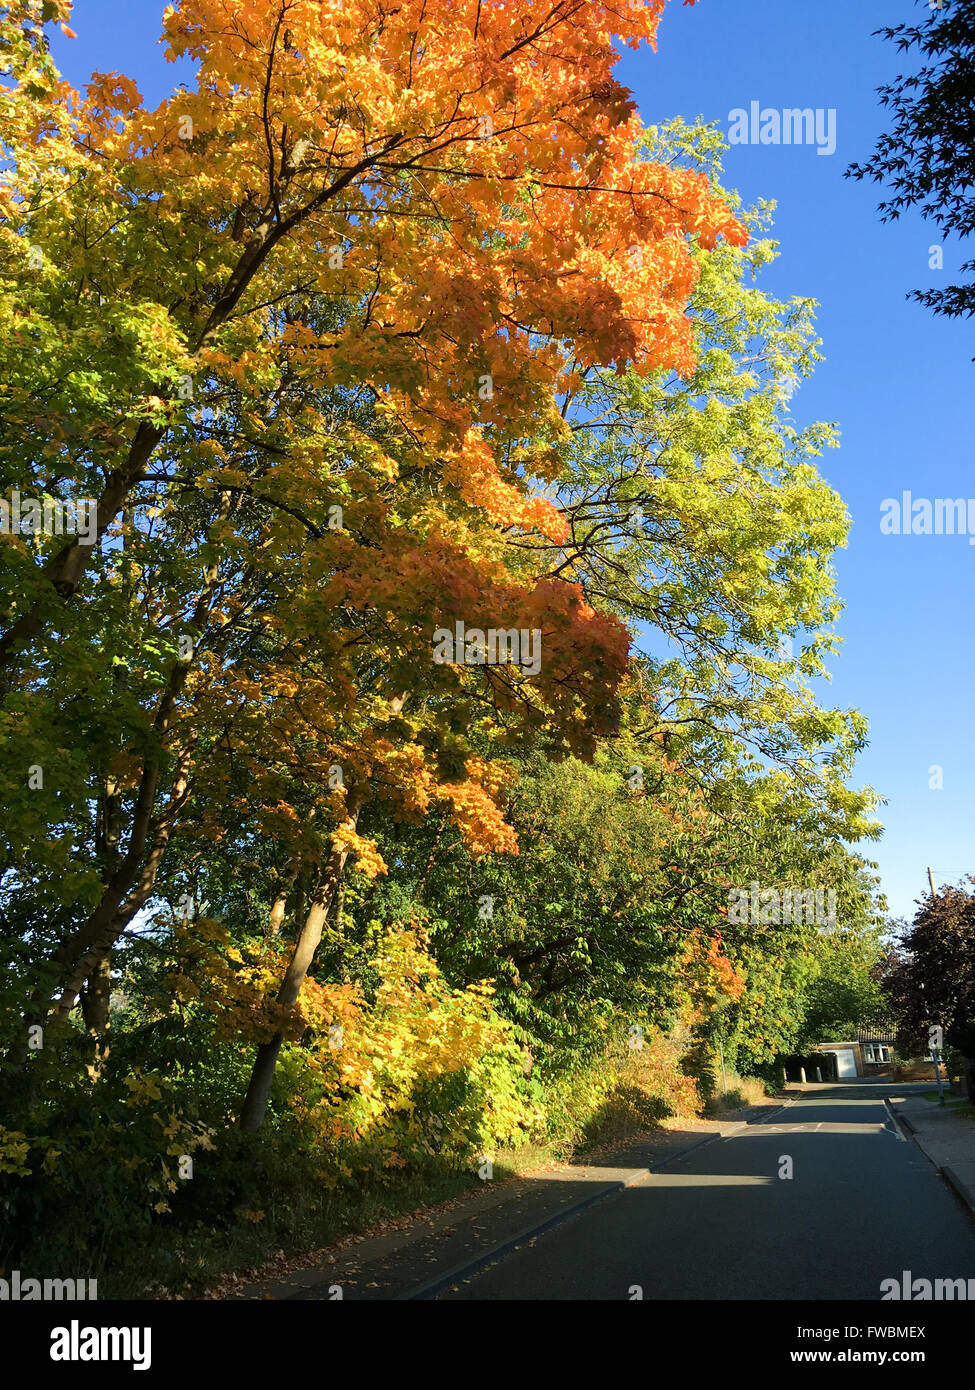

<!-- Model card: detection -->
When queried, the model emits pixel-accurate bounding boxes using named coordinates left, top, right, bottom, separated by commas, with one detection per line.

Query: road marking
left=883, top=1101, right=908, bottom=1142
left=643, top=1174, right=775, bottom=1188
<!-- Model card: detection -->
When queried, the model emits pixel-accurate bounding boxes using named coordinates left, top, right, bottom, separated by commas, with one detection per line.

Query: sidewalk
left=223, top=1098, right=787, bottom=1301
left=889, top=1088, right=975, bottom=1216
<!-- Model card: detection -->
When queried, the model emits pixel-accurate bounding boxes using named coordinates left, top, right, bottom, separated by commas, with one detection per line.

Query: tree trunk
left=12, top=536, right=228, bottom=1050
left=1, top=741, right=196, bottom=1086
left=79, top=953, right=112, bottom=1083
left=268, top=886, right=289, bottom=937
left=267, top=865, right=299, bottom=937
left=239, top=799, right=362, bottom=1133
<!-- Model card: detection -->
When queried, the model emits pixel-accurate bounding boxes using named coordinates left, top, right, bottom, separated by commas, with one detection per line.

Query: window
left=863, top=1043, right=891, bottom=1063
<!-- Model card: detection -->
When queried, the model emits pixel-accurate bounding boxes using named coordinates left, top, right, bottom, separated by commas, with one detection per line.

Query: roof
left=857, top=1026, right=897, bottom=1044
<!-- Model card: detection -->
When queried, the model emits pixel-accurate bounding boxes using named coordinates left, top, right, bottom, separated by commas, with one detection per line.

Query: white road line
left=884, top=1103, right=908, bottom=1142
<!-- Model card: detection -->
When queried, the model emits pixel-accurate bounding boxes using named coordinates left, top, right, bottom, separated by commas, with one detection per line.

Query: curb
left=401, top=1137, right=714, bottom=1302
left=403, top=1102, right=789, bottom=1301
left=886, top=1100, right=915, bottom=1136
left=888, top=1103, right=975, bottom=1218
left=940, top=1165, right=975, bottom=1217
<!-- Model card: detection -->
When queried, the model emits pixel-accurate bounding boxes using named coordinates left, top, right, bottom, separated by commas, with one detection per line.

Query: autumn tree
left=125, top=120, right=884, bottom=1120
left=0, top=0, right=747, bottom=1128
left=1, top=0, right=746, bottom=672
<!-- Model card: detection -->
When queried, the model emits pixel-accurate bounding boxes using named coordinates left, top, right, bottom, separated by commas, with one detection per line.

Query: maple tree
left=1, top=0, right=746, bottom=668
left=141, top=125, right=885, bottom=1121
left=0, top=4, right=891, bottom=1296
left=0, top=0, right=747, bottom=1126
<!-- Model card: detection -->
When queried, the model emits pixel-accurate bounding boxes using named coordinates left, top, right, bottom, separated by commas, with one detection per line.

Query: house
left=814, top=1035, right=891, bottom=1078
left=812, top=1022, right=936, bottom=1081
left=812, top=1040, right=862, bottom=1078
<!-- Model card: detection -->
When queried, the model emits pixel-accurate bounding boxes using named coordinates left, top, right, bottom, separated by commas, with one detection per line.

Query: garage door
left=833, top=1048, right=857, bottom=1078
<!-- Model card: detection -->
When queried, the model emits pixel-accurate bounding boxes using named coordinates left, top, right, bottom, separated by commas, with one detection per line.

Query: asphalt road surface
left=440, top=1084, right=975, bottom=1300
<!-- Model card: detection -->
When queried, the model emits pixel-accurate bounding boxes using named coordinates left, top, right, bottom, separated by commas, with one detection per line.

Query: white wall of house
left=814, top=1042, right=861, bottom=1077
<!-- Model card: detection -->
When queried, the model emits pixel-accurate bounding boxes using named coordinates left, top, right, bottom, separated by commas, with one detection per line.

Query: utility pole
left=927, top=866, right=937, bottom=897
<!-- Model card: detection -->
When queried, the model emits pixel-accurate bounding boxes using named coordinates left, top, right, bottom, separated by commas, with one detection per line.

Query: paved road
left=440, top=1084, right=975, bottom=1300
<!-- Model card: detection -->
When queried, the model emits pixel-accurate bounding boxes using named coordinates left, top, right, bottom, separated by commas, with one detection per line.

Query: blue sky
left=49, top=1, right=974, bottom=925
